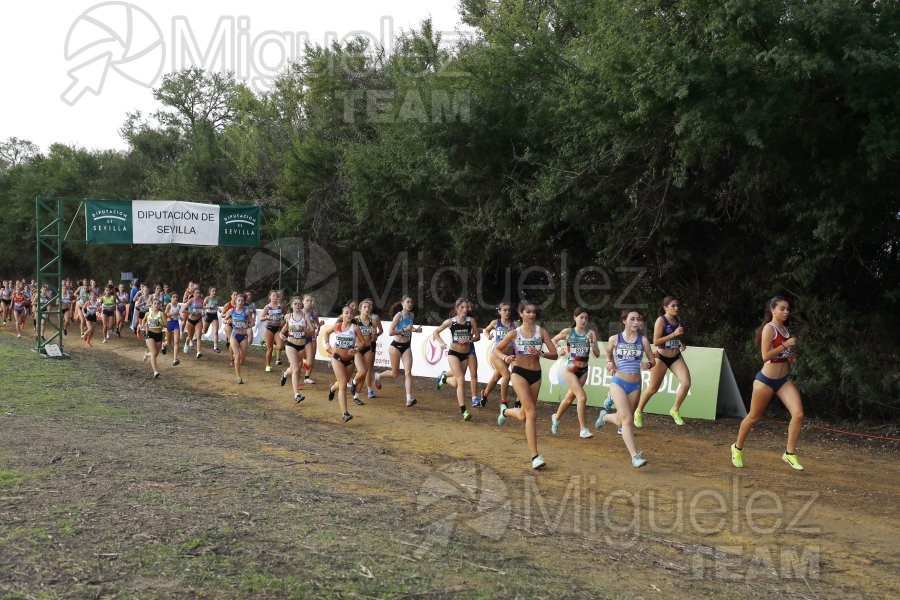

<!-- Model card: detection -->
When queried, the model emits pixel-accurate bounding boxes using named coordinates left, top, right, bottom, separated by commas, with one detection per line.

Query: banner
left=85, top=200, right=260, bottom=247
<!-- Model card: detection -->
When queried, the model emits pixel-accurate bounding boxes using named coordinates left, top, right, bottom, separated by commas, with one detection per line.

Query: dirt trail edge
left=0, top=332, right=897, bottom=599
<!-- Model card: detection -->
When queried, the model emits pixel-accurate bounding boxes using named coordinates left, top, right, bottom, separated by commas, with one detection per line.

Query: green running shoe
left=782, top=452, right=804, bottom=471
left=669, top=407, right=684, bottom=426
left=633, top=411, right=643, bottom=428
left=731, top=444, right=744, bottom=468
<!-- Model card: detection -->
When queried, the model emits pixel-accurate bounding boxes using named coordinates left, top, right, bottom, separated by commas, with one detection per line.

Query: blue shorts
left=755, top=371, right=790, bottom=393
left=469, top=343, right=476, bottom=356
left=611, top=375, right=641, bottom=395
left=167, top=319, right=180, bottom=332
left=233, top=333, right=248, bottom=343
left=305, top=335, right=314, bottom=344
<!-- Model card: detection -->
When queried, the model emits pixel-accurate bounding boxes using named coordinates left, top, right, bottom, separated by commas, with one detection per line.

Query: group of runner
left=4, top=278, right=805, bottom=475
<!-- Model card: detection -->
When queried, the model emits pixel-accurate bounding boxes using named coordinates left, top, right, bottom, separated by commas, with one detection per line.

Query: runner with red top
left=731, top=296, right=805, bottom=471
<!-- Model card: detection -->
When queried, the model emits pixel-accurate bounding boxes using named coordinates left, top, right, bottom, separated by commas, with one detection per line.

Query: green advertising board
left=537, top=346, right=745, bottom=420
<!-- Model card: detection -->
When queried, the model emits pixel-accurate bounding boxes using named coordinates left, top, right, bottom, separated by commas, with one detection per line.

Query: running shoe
left=304, top=377, right=314, bottom=384
left=115, top=328, right=120, bottom=337
left=406, top=398, right=417, bottom=407
left=350, top=380, right=357, bottom=396
left=143, top=351, right=149, bottom=362
left=172, top=359, right=180, bottom=366
left=631, top=451, right=647, bottom=468
left=617, top=427, right=622, bottom=435
left=551, top=414, right=560, bottom=435
left=634, top=411, right=644, bottom=428
left=472, top=396, right=481, bottom=407
left=374, top=372, right=382, bottom=390
left=595, top=409, right=607, bottom=429
left=782, top=452, right=804, bottom=471
left=497, top=404, right=507, bottom=427
left=161, top=345, right=167, bottom=355
left=353, top=397, right=365, bottom=406
left=462, top=409, right=471, bottom=421
left=731, top=444, right=743, bottom=468
left=531, top=455, right=546, bottom=470
left=436, top=371, right=447, bottom=390
left=63, top=328, right=67, bottom=335
left=196, top=352, right=202, bottom=359
left=603, top=394, right=614, bottom=412
left=367, top=389, right=376, bottom=399
left=342, top=413, right=353, bottom=423
left=102, top=338, right=107, bottom=344
left=480, top=392, right=489, bottom=408
left=294, top=393, right=305, bottom=403
left=280, top=371, right=287, bottom=386
left=153, top=371, right=160, bottom=379
left=213, top=345, right=220, bottom=353
left=265, top=365, right=273, bottom=372
left=669, top=407, right=684, bottom=426
left=579, top=427, right=594, bottom=439
left=328, top=387, right=335, bottom=401
left=276, top=358, right=282, bottom=366
left=183, top=343, right=189, bottom=354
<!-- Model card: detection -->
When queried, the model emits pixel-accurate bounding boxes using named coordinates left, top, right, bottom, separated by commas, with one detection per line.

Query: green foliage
left=0, top=1, right=896, bottom=419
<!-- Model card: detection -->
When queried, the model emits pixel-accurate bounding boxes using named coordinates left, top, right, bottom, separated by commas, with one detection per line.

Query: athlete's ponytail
left=754, top=296, right=788, bottom=347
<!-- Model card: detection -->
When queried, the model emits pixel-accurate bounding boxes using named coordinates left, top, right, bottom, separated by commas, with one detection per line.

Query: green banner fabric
left=85, top=200, right=260, bottom=247
left=85, top=200, right=133, bottom=244
left=537, top=346, right=746, bottom=420
left=218, top=205, right=261, bottom=247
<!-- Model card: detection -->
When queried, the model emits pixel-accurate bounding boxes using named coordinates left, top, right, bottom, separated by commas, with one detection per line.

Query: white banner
left=132, top=200, right=220, bottom=245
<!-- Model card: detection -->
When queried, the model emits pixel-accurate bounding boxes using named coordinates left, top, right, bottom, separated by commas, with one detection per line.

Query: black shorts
left=204, top=313, right=218, bottom=323
left=147, top=330, right=163, bottom=342
left=187, top=318, right=201, bottom=325
left=659, top=352, right=683, bottom=368
left=512, top=366, right=541, bottom=385
left=266, top=325, right=281, bottom=334
left=391, top=340, right=411, bottom=354
left=569, top=365, right=589, bottom=379
left=448, top=349, right=469, bottom=363
left=0, top=298, right=9, bottom=305
left=358, top=344, right=372, bottom=356
left=285, top=340, right=306, bottom=352
left=102, top=309, right=114, bottom=317
left=332, top=354, right=353, bottom=367
left=86, top=315, right=97, bottom=322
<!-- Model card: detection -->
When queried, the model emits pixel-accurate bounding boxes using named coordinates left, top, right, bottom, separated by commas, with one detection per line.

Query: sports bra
left=514, top=325, right=542, bottom=356
left=334, top=323, right=357, bottom=350
left=287, top=314, right=307, bottom=339
left=614, top=333, right=643, bottom=374
left=449, top=317, right=473, bottom=345
left=394, top=312, right=414, bottom=339
left=660, top=316, right=683, bottom=350
left=566, top=328, right=592, bottom=366
left=766, top=323, right=792, bottom=364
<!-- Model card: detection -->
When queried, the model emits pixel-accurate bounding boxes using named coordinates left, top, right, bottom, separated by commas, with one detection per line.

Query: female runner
left=433, top=298, right=480, bottom=421
left=495, top=301, right=558, bottom=469
left=301, top=294, right=322, bottom=384
left=114, top=283, right=129, bottom=337
left=278, top=296, right=308, bottom=403
left=202, top=287, right=222, bottom=353
left=0, top=281, right=11, bottom=325
left=260, top=290, right=285, bottom=373
left=374, top=296, right=422, bottom=407
left=594, top=310, right=655, bottom=468
left=224, top=293, right=255, bottom=384
left=350, top=298, right=378, bottom=405
left=100, top=285, right=116, bottom=342
left=81, top=291, right=100, bottom=347
left=11, top=284, right=27, bottom=338
left=731, top=296, right=804, bottom=471
left=634, top=297, right=691, bottom=427
left=363, top=301, right=384, bottom=400
left=164, top=292, right=182, bottom=366
left=550, top=307, right=601, bottom=439
left=323, top=305, right=365, bottom=423
left=140, top=298, right=166, bottom=378
left=182, top=288, right=205, bottom=358
left=60, top=279, right=73, bottom=335
left=480, top=303, right=518, bottom=409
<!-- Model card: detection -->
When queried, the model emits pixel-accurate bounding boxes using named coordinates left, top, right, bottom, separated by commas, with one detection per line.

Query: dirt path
left=1, top=331, right=897, bottom=598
